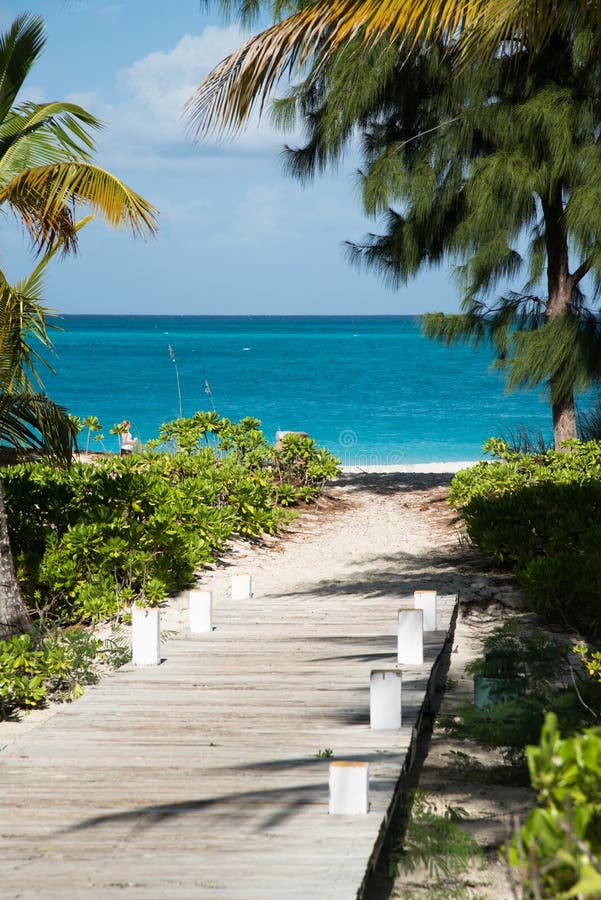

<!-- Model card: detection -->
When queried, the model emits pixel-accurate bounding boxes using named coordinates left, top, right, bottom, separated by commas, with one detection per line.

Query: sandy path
left=169, top=471, right=460, bottom=628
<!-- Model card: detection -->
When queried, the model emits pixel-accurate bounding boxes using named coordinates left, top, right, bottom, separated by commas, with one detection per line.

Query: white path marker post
left=329, top=761, right=369, bottom=814
left=414, top=590, right=437, bottom=631
left=231, top=574, right=252, bottom=600
left=370, top=669, right=402, bottom=730
left=398, top=609, right=424, bottom=665
left=189, top=590, right=213, bottom=634
left=131, top=606, right=161, bottom=666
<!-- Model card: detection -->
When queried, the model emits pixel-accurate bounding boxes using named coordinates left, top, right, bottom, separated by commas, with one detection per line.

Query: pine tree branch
left=571, top=257, right=592, bottom=287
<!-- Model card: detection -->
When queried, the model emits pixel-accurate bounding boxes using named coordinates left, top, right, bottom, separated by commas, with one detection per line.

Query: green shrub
left=3, top=412, right=339, bottom=628
left=450, top=439, right=601, bottom=636
left=442, top=623, right=601, bottom=766
left=1, top=412, right=339, bottom=716
left=506, top=713, right=601, bottom=899
left=0, top=630, right=101, bottom=719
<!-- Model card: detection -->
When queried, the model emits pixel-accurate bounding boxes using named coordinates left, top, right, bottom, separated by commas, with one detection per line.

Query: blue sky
left=0, top=0, right=460, bottom=315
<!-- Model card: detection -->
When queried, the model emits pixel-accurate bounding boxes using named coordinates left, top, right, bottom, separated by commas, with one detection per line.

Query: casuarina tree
left=192, top=13, right=601, bottom=447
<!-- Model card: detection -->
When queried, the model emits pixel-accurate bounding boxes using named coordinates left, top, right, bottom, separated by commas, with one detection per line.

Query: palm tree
left=0, top=14, right=157, bottom=252
left=0, top=257, right=79, bottom=639
left=187, top=0, right=601, bottom=135
left=0, top=13, right=158, bottom=640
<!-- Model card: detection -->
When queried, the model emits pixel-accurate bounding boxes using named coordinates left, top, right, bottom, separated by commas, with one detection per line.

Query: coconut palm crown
left=0, top=13, right=157, bottom=254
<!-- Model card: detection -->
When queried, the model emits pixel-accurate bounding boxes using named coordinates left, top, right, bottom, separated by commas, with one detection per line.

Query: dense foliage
left=191, top=1, right=601, bottom=140
left=449, top=439, right=601, bottom=637
left=3, top=413, right=338, bottom=625
left=507, top=713, right=601, bottom=899
left=449, top=446, right=601, bottom=896
left=0, top=629, right=102, bottom=717
left=441, top=622, right=601, bottom=764
left=261, top=18, right=601, bottom=446
left=0, top=414, right=338, bottom=717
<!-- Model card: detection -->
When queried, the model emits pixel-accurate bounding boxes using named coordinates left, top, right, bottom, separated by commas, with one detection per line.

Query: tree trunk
left=0, top=479, right=30, bottom=641
left=552, top=394, right=577, bottom=449
left=543, top=191, right=579, bottom=450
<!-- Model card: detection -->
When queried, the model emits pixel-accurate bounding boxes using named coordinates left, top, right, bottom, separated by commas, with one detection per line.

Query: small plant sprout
left=168, top=343, right=183, bottom=418
left=204, top=378, right=217, bottom=413
left=315, top=748, right=334, bottom=758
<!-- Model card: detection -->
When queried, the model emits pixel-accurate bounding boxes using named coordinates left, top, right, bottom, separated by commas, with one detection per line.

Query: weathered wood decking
left=2, top=584, right=456, bottom=900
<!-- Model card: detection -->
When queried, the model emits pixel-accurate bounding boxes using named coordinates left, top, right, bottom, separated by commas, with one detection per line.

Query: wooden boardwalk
left=2, top=584, right=456, bottom=900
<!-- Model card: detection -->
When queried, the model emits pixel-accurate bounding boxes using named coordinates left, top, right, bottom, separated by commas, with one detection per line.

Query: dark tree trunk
left=552, top=395, right=577, bottom=448
left=0, top=479, right=30, bottom=641
left=543, top=190, right=578, bottom=450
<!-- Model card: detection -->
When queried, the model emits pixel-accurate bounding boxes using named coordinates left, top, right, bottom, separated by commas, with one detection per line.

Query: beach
left=341, top=462, right=479, bottom=473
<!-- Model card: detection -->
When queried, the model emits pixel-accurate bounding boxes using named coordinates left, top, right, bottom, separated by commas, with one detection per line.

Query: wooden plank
left=1, top=569, right=456, bottom=899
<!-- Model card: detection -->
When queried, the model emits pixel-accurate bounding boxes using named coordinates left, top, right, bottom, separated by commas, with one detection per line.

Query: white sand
left=341, top=461, right=479, bottom=474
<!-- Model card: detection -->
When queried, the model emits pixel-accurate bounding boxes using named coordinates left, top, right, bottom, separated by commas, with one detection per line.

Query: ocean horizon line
left=57, top=312, right=426, bottom=319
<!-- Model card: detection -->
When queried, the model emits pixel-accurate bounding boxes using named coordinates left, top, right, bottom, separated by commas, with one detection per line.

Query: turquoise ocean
left=45, top=315, right=580, bottom=465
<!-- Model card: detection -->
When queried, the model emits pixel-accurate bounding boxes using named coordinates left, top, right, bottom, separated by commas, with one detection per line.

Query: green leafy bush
left=449, top=439, right=601, bottom=635
left=1, top=412, right=339, bottom=716
left=3, top=412, right=339, bottom=628
left=0, top=630, right=101, bottom=719
left=506, top=713, right=601, bottom=899
left=442, top=623, right=601, bottom=766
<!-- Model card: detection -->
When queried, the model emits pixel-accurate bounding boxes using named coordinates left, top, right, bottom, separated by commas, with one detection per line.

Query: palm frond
left=0, top=101, right=100, bottom=179
left=0, top=391, right=77, bottom=463
left=0, top=163, right=158, bottom=253
left=0, top=220, right=92, bottom=392
left=186, top=0, right=460, bottom=137
left=0, top=14, right=45, bottom=126
left=0, top=269, right=54, bottom=391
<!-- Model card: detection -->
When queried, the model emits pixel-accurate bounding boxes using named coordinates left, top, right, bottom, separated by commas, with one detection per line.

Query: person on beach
left=120, top=420, right=134, bottom=455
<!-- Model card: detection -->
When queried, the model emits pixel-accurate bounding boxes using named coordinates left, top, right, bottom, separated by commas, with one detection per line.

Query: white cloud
left=92, top=24, right=294, bottom=168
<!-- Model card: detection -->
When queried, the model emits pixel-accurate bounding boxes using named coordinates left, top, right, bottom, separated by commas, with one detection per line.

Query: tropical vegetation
left=0, top=13, right=157, bottom=642
left=506, top=713, right=601, bottom=899
left=0, top=414, right=339, bottom=718
left=278, top=25, right=601, bottom=446
left=442, top=621, right=600, bottom=761
left=450, top=438, right=601, bottom=637
left=188, top=1, right=601, bottom=137
left=448, top=448, right=601, bottom=896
